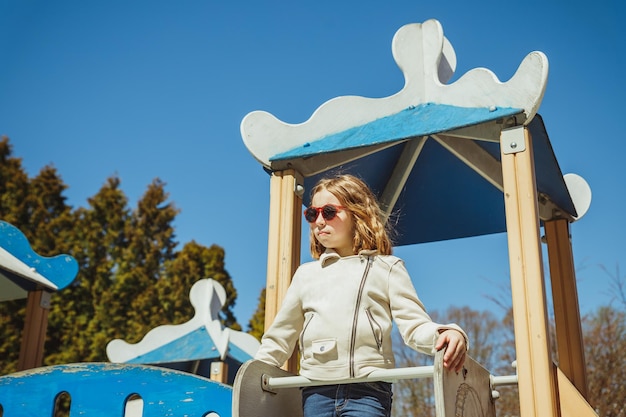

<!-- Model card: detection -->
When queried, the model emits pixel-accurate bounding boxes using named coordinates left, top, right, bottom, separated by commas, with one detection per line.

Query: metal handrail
left=262, top=364, right=518, bottom=391
left=491, top=374, right=519, bottom=387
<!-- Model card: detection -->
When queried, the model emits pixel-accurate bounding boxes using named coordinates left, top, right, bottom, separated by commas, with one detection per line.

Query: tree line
left=0, top=136, right=241, bottom=372
left=1, top=135, right=624, bottom=416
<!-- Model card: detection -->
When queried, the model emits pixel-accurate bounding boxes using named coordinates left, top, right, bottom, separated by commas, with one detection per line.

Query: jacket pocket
left=365, top=308, right=383, bottom=352
left=311, top=338, right=338, bottom=361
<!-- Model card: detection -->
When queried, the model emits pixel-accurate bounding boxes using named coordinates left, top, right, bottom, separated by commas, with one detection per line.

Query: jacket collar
left=319, top=249, right=378, bottom=267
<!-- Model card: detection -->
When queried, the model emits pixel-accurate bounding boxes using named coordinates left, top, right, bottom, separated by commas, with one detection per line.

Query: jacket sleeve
left=254, top=270, right=305, bottom=367
left=388, top=259, right=469, bottom=355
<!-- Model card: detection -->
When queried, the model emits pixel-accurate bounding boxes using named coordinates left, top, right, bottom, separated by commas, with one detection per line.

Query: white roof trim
left=0, top=246, right=59, bottom=291
left=241, top=19, right=548, bottom=169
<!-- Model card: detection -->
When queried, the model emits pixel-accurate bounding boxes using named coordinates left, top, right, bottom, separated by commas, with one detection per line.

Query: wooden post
left=544, top=218, right=589, bottom=398
left=265, top=169, right=303, bottom=373
left=500, top=126, right=559, bottom=417
left=17, top=289, right=51, bottom=370
left=210, top=361, right=229, bottom=384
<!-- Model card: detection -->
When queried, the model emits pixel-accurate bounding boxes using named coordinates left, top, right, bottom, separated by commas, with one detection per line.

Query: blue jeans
left=302, top=382, right=393, bottom=417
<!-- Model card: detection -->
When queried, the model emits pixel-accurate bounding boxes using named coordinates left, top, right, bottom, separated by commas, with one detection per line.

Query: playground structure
left=0, top=18, right=597, bottom=417
left=238, top=19, right=594, bottom=417
left=234, top=349, right=503, bottom=417
left=106, top=278, right=260, bottom=385
left=0, top=220, right=78, bottom=371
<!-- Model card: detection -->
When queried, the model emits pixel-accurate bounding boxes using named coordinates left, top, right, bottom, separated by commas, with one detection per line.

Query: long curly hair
left=308, top=174, right=393, bottom=259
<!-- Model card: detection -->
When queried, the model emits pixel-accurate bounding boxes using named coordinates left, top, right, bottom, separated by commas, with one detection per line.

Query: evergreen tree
left=0, top=141, right=75, bottom=373
left=1, top=136, right=242, bottom=372
left=158, top=241, right=242, bottom=330
left=0, top=137, right=30, bottom=374
left=88, top=178, right=179, bottom=355
left=248, top=287, right=266, bottom=341
left=23, top=166, right=73, bottom=254
left=0, top=136, right=29, bottom=226
left=46, top=176, right=131, bottom=363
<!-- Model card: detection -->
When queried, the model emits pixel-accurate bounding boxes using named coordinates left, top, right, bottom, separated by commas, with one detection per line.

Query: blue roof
left=0, top=220, right=78, bottom=294
left=271, top=103, right=522, bottom=161
left=123, top=325, right=255, bottom=365
left=295, top=115, right=576, bottom=246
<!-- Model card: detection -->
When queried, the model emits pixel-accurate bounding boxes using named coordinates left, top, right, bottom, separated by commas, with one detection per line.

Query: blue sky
left=1, top=0, right=624, bottom=329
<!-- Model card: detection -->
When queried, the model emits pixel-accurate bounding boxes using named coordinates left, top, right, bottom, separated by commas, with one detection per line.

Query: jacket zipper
left=299, top=313, right=314, bottom=353
left=349, top=256, right=372, bottom=378
left=365, top=308, right=383, bottom=352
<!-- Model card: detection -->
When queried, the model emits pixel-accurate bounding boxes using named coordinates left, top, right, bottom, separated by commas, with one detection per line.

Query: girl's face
left=309, top=188, right=355, bottom=257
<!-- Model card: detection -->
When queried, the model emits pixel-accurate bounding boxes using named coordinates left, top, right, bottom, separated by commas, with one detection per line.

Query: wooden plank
left=379, top=136, right=427, bottom=219
left=210, top=361, right=228, bottom=384
left=433, top=350, right=496, bottom=417
left=432, top=134, right=503, bottom=191
left=556, top=365, right=598, bottom=417
left=232, top=359, right=303, bottom=417
left=500, top=126, right=559, bottom=417
left=544, top=219, right=589, bottom=399
left=264, top=169, right=303, bottom=373
left=17, top=290, right=50, bottom=371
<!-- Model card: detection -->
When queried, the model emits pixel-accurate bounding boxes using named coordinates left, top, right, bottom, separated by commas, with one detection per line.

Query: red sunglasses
left=303, top=204, right=346, bottom=223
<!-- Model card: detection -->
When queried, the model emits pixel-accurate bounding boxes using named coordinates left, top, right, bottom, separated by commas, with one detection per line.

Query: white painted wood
left=563, top=173, right=592, bottom=220
left=265, top=365, right=435, bottom=389
left=0, top=246, right=59, bottom=296
left=106, top=279, right=260, bottom=363
left=433, top=350, right=496, bottom=417
left=241, top=19, right=548, bottom=169
left=233, top=360, right=303, bottom=417
left=125, top=397, right=143, bottom=417
left=380, top=137, right=427, bottom=218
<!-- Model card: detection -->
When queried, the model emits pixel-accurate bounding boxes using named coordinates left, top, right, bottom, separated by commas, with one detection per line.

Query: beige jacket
left=255, top=250, right=468, bottom=381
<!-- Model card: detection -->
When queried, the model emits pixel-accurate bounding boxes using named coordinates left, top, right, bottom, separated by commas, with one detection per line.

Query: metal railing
left=262, top=364, right=518, bottom=393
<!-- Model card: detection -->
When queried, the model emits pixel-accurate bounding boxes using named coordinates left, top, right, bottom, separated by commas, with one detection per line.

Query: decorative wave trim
left=241, top=19, right=548, bottom=168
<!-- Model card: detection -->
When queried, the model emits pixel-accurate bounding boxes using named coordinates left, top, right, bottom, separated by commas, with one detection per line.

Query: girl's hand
left=435, top=329, right=467, bottom=372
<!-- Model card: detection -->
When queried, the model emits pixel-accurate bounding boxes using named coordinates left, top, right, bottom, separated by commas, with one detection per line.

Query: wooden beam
left=270, top=142, right=398, bottom=177
left=379, top=137, right=427, bottom=219
left=544, top=218, right=589, bottom=399
left=500, top=126, right=559, bottom=417
left=556, top=365, right=598, bottom=417
left=17, top=289, right=51, bottom=370
left=442, top=120, right=504, bottom=142
left=210, top=361, right=229, bottom=384
left=432, top=134, right=503, bottom=191
left=265, top=169, right=303, bottom=373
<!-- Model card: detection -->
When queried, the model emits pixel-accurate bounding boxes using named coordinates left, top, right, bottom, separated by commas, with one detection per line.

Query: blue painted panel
left=271, top=104, right=522, bottom=161
left=226, top=341, right=255, bottom=365
left=0, top=363, right=232, bottom=417
left=124, top=326, right=254, bottom=367
left=0, top=221, right=78, bottom=291
left=528, top=115, right=577, bottom=217
left=303, top=139, right=507, bottom=246
left=125, top=326, right=221, bottom=364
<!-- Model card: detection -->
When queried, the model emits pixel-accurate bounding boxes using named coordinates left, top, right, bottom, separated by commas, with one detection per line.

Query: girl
left=255, top=174, right=468, bottom=417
